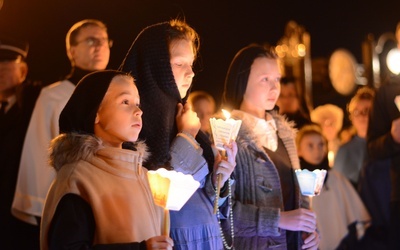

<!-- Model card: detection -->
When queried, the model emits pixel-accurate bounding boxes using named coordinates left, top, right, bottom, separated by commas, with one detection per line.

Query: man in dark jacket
left=0, top=35, right=42, bottom=249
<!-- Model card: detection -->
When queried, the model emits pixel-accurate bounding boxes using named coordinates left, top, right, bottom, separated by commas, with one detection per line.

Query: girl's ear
left=95, top=113, right=100, bottom=124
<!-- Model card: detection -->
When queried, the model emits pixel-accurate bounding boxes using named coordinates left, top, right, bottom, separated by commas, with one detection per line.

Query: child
left=296, top=124, right=371, bottom=250
left=40, top=70, right=174, bottom=250
left=120, top=20, right=237, bottom=250
left=221, top=43, right=319, bottom=249
left=187, top=90, right=217, bottom=141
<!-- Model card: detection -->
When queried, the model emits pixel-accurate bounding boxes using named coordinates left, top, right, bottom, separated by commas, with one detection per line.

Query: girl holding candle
left=221, top=43, right=320, bottom=249
left=40, top=70, right=174, bottom=249
left=296, top=124, right=371, bottom=250
left=120, top=19, right=237, bottom=250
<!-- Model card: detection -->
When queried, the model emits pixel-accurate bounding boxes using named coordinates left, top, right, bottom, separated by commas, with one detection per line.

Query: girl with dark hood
left=40, top=70, right=173, bottom=250
left=120, top=20, right=237, bottom=250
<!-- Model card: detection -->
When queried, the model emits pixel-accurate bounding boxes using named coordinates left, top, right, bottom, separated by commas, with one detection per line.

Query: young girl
left=187, top=90, right=217, bottom=140
left=40, top=70, right=174, bottom=250
left=120, top=20, right=237, bottom=250
left=221, top=43, right=319, bottom=249
left=296, top=124, right=371, bottom=250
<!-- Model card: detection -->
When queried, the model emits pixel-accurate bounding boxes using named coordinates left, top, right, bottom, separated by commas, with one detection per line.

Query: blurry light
left=328, top=151, right=335, bottom=167
left=297, top=44, right=306, bottom=57
left=386, top=48, right=400, bottom=75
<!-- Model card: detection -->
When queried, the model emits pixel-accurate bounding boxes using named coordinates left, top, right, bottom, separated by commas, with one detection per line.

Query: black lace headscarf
left=120, top=20, right=214, bottom=170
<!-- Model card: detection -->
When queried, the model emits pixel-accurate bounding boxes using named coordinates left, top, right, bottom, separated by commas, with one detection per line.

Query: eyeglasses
left=351, top=108, right=370, bottom=117
left=75, top=37, right=113, bottom=48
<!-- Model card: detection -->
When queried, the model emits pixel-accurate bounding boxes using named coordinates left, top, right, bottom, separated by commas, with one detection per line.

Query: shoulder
left=41, top=80, right=75, bottom=97
left=37, top=80, right=75, bottom=104
left=17, top=80, right=43, bottom=106
left=50, top=133, right=102, bottom=171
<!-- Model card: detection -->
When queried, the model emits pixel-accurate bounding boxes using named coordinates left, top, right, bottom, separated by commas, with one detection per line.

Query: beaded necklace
left=216, top=180, right=234, bottom=249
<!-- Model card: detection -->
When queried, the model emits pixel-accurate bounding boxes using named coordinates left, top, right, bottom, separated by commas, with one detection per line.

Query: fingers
left=176, top=103, right=200, bottom=136
left=176, top=103, right=184, bottom=116
left=183, top=102, right=192, bottom=112
left=279, top=209, right=317, bottom=232
left=300, top=210, right=317, bottom=233
left=146, top=236, right=174, bottom=250
left=223, top=141, right=238, bottom=162
left=302, top=231, right=320, bottom=250
left=212, top=142, right=237, bottom=185
left=215, top=158, right=236, bottom=185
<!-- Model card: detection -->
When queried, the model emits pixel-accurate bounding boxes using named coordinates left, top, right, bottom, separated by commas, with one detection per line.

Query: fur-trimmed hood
left=48, top=133, right=149, bottom=171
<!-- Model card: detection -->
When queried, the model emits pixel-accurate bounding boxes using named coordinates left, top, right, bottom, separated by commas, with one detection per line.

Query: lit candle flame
left=222, top=109, right=230, bottom=120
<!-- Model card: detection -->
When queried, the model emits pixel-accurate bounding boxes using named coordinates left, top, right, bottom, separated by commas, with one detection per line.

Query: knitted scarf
left=120, top=22, right=214, bottom=170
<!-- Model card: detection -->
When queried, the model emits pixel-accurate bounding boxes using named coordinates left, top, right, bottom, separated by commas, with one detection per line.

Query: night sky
left=1, top=0, right=399, bottom=106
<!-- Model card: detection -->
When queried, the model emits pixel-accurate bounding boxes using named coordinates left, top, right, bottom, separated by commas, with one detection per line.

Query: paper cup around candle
left=147, top=168, right=200, bottom=211
left=295, top=169, right=327, bottom=196
left=295, top=170, right=317, bottom=196
left=209, top=109, right=242, bottom=214
left=209, top=112, right=242, bottom=151
left=314, top=169, right=327, bottom=195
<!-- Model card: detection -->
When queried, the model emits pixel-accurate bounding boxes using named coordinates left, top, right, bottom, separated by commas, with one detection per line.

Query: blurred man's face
left=0, top=57, right=27, bottom=98
left=69, top=25, right=110, bottom=71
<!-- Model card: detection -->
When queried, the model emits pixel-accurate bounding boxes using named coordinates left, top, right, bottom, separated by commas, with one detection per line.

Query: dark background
left=1, top=0, right=399, bottom=108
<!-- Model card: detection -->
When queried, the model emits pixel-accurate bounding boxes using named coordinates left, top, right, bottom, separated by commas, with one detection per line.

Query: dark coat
left=0, top=80, right=42, bottom=250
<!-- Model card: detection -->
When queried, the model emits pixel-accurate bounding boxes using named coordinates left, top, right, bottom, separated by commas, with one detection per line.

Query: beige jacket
left=40, top=133, right=163, bottom=250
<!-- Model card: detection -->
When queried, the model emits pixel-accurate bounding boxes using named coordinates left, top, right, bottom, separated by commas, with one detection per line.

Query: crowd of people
left=1, top=17, right=399, bottom=250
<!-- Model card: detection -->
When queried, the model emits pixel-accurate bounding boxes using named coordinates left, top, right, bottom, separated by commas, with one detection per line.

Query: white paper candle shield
left=295, top=169, right=327, bottom=196
left=209, top=109, right=242, bottom=151
left=147, top=168, right=200, bottom=211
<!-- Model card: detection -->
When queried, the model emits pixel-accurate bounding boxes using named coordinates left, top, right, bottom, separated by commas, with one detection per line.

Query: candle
left=295, top=169, right=327, bottom=208
left=147, top=169, right=200, bottom=235
left=209, top=109, right=242, bottom=152
left=209, top=109, right=242, bottom=213
left=328, top=150, right=335, bottom=167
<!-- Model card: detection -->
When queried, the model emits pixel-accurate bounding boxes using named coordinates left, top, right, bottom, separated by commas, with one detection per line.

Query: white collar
left=232, top=110, right=278, bottom=151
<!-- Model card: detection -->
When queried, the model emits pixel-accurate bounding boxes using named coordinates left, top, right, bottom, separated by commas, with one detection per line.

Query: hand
left=176, top=103, right=201, bottom=138
left=213, top=142, right=238, bottom=188
left=391, top=117, right=400, bottom=144
left=278, top=208, right=317, bottom=233
left=301, top=230, right=320, bottom=250
left=146, top=235, right=174, bottom=250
